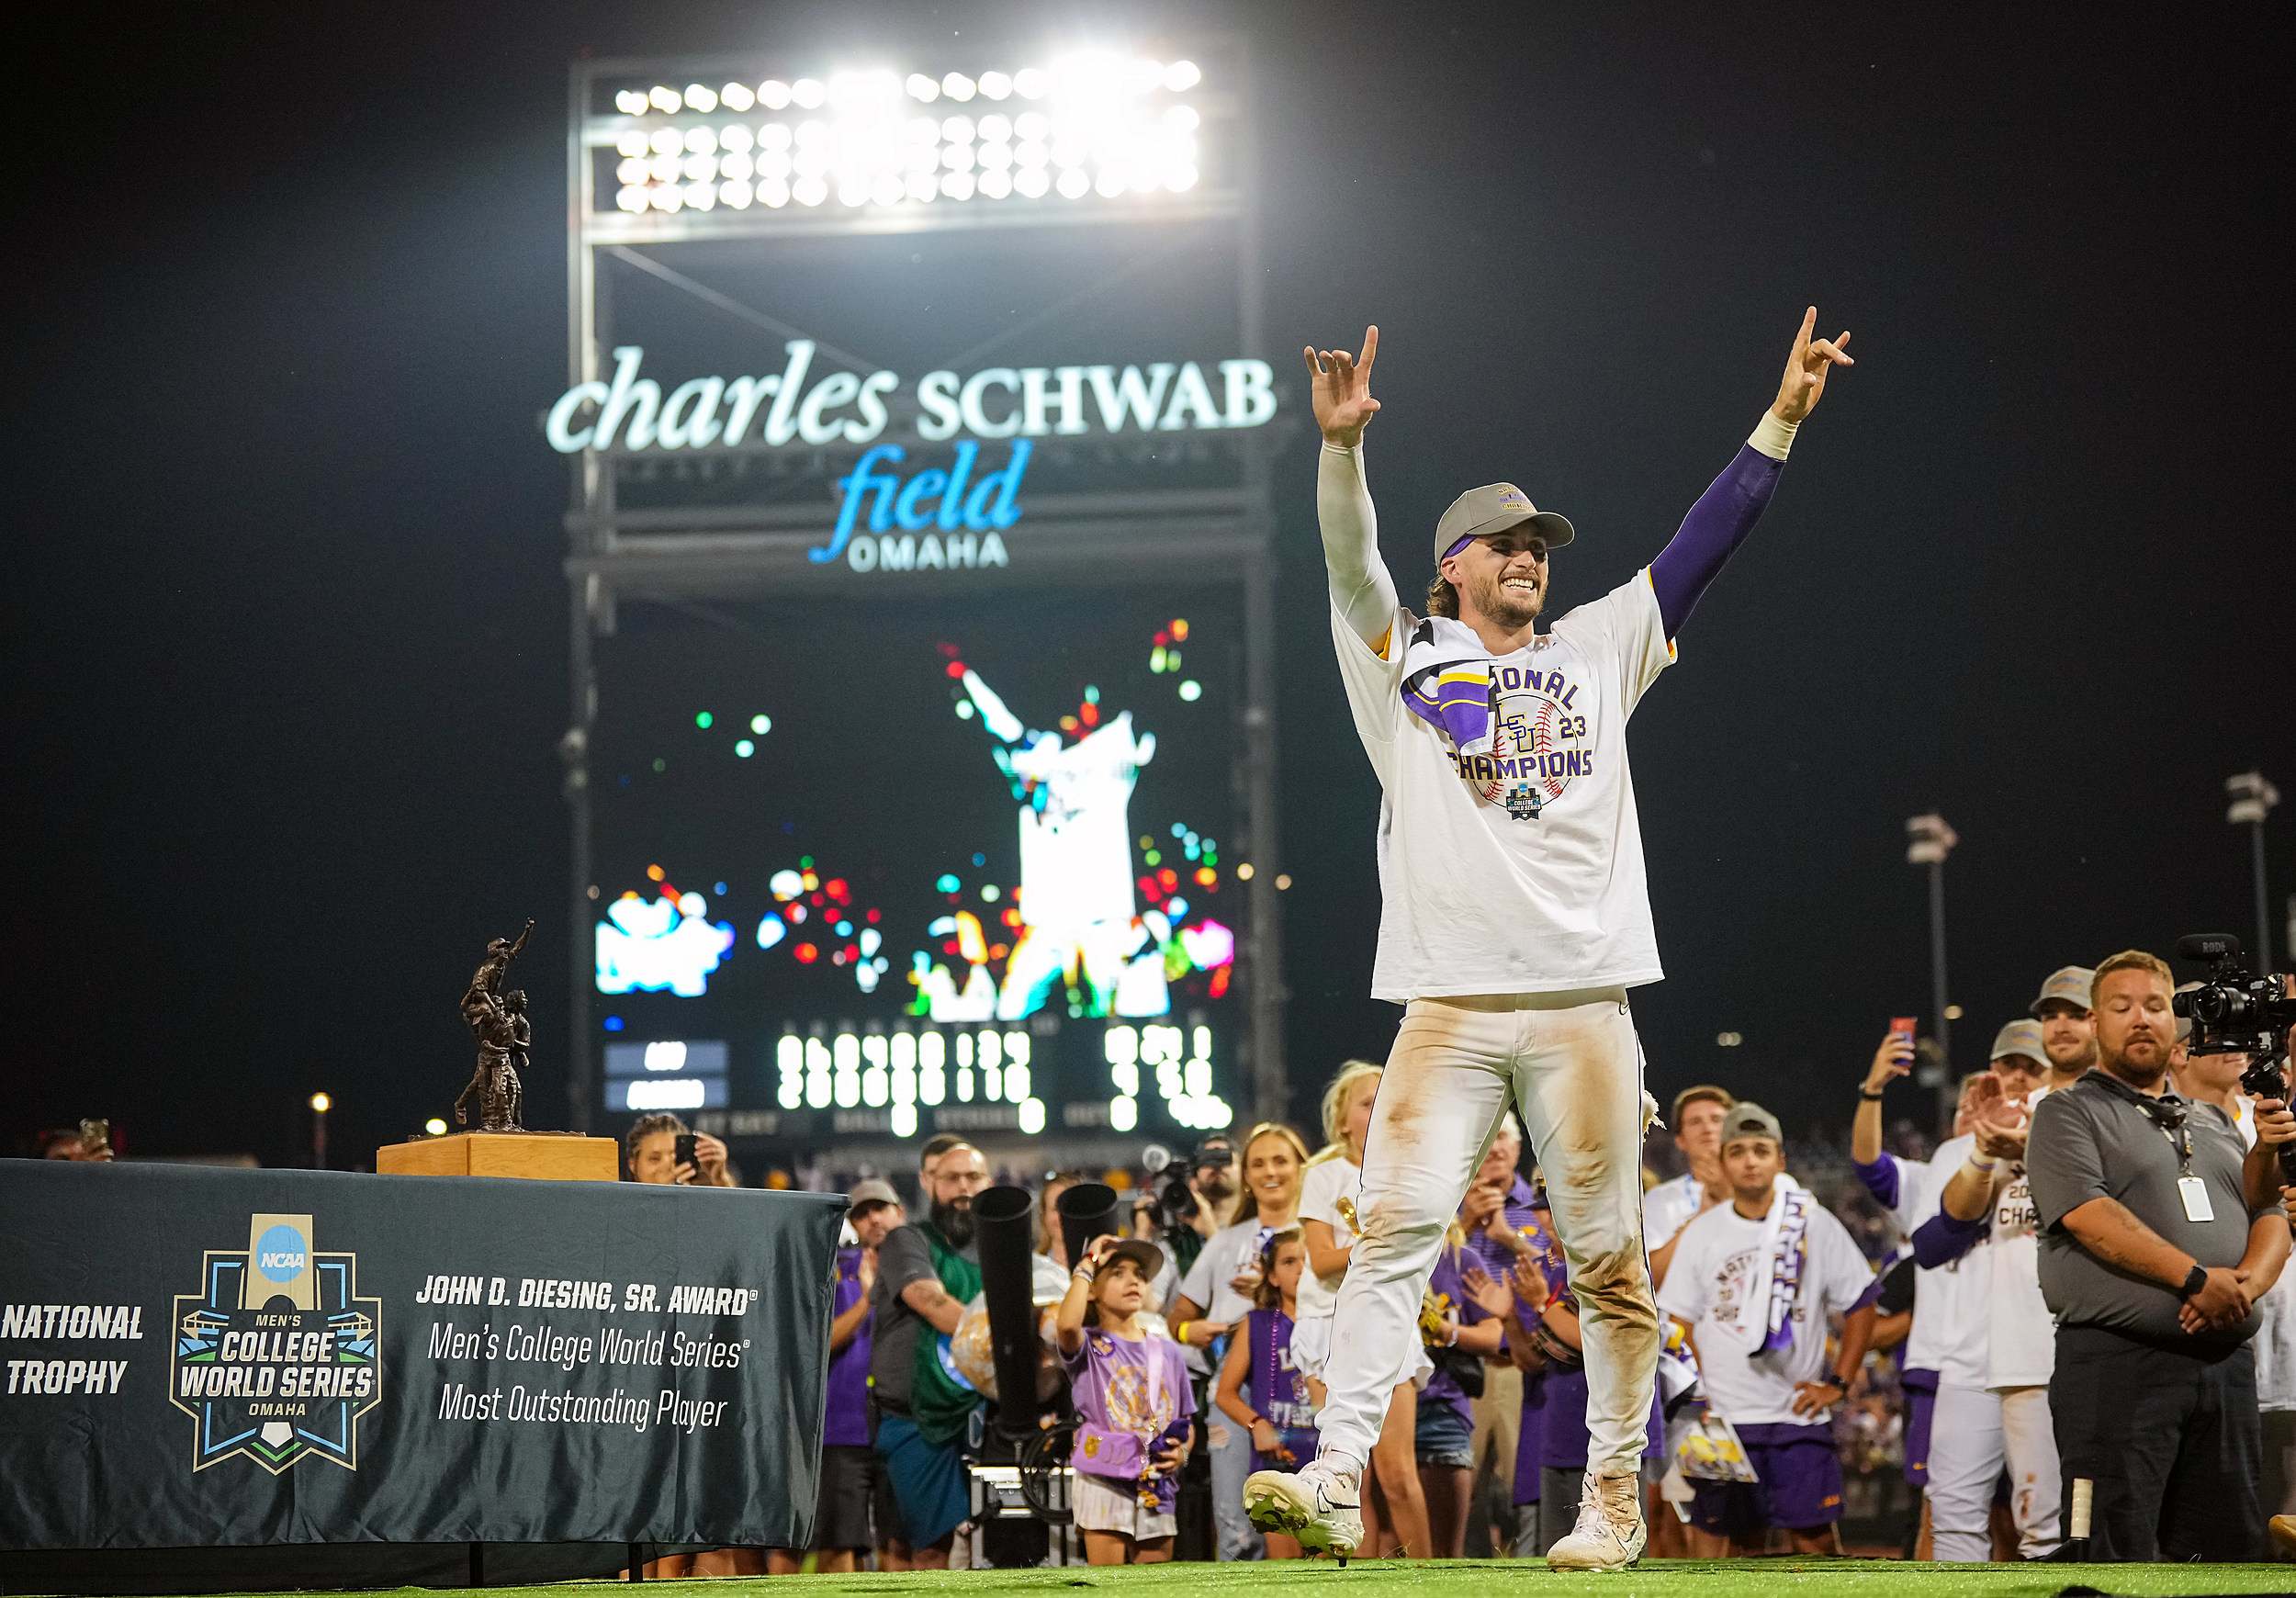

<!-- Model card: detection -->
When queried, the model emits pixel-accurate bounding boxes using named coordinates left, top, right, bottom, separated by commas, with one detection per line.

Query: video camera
left=1140, top=1138, right=1232, bottom=1230
left=2174, top=932, right=2296, bottom=1180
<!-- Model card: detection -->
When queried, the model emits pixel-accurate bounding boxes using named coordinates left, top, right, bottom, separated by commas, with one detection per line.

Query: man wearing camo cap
left=2030, top=966, right=2098, bottom=1092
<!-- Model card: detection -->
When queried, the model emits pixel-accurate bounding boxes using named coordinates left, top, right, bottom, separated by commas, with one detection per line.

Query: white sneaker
left=1546, top=1469, right=1646, bottom=1571
left=1243, top=1459, right=1364, bottom=1560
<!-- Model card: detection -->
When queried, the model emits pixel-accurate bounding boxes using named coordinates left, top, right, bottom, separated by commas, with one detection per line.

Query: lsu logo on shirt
left=1445, top=661, right=1593, bottom=819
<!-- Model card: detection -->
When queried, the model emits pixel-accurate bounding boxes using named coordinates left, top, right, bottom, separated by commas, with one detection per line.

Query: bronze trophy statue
left=455, top=921, right=534, bottom=1133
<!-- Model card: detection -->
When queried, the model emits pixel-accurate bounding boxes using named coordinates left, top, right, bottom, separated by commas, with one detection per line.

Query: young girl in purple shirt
left=1056, top=1234, right=1194, bottom=1565
left=1215, top=1228, right=1318, bottom=1558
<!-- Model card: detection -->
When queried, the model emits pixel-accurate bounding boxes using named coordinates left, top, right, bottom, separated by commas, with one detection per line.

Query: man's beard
left=2102, top=1035, right=2170, bottom=1088
left=2046, top=1035, right=2097, bottom=1075
left=1466, top=566, right=1544, bottom=629
left=932, top=1197, right=975, bottom=1247
left=1197, top=1172, right=1234, bottom=1201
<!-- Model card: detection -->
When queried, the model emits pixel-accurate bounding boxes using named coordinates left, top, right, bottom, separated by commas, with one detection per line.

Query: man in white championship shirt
left=1657, top=1103, right=1878, bottom=1555
left=1848, top=1030, right=1998, bottom=1555
left=1242, top=311, right=1852, bottom=1570
left=1932, top=1017, right=2062, bottom=1559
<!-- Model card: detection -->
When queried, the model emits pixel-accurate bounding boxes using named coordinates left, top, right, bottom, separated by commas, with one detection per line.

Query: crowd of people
left=612, top=948, right=2296, bottom=1570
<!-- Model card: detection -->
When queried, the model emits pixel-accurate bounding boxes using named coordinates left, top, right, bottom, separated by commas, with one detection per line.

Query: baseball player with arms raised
left=1243, top=310, right=1851, bottom=1570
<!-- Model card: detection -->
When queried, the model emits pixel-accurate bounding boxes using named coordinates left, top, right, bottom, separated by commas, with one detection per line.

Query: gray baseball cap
left=2029, top=966, right=2096, bottom=1018
left=1718, top=1102, right=1783, bottom=1147
left=1990, top=1019, right=2046, bottom=1065
left=847, top=1178, right=901, bottom=1213
left=1434, top=483, right=1575, bottom=567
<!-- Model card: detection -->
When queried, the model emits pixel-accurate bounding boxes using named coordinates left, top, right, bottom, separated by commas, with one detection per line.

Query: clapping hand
left=1462, top=1265, right=1514, bottom=1320
left=1303, top=328, right=1380, bottom=447
left=1507, top=1258, right=1550, bottom=1314
left=1964, top=1075, right=2031, bottom=1162
left=1771, top=307, right=1852, bottom=424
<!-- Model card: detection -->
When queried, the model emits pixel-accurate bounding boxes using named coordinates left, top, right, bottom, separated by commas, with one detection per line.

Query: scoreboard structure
left=551, top=38, right=1290, bottom=1161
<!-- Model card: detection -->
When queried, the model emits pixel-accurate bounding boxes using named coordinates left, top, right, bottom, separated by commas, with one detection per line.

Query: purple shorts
left=1689, top=1423, right=1844, bottom=1535
left=1901, top=1370, right=1938, bottom=1482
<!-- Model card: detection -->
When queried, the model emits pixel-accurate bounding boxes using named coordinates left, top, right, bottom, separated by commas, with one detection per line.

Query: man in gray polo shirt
left=2026, top=949, right=2294, bottom=1560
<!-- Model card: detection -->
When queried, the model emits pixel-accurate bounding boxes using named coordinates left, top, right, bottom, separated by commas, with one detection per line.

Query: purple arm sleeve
left=1647, top=444, right=1786, bottom=637
left=1852, top=1156, right=1901, bottom=1212
left=1909, top=1210, right=1986, bottom=1270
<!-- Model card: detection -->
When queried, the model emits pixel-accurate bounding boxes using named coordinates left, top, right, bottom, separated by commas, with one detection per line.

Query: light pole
left=2226, top=771, right=2279, bottom=970
left=1907, top=813, right=1959, bottom=1139
left=309, top=1093, right=332, bottom=1170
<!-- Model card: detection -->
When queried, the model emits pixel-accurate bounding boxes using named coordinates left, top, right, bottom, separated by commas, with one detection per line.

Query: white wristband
left=1748, top=411, right=1798, bottom=461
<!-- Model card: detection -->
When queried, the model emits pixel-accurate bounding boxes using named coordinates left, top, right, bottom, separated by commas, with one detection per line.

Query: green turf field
left=224, top=1560, right=2290, bottom=1598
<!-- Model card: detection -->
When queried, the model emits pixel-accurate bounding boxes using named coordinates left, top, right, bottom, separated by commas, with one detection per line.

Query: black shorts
left=812, top=1443, right=879, bottom=1551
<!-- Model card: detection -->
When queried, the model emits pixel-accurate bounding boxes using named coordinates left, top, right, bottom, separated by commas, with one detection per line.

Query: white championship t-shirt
left=1904, top=1134, right=1990, bottom=1388
left=1331, top=571, right=1674, bottom=1000
left=1295, top=1155, right=1362, bottom=1324
left=1986, top=1089, right=2058, bottom=1390
left=1657, top=1194, right=1876, bottom=1426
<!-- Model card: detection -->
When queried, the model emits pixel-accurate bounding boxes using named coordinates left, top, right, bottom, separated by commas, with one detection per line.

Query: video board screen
left=590, top=583, right=1245, bottom=1144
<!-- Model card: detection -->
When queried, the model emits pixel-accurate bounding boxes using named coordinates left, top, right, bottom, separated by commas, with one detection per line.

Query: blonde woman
left=1170, top=1123, right=1309, bottom=1560
left=1290, top=1062, right=1433, bottom=1559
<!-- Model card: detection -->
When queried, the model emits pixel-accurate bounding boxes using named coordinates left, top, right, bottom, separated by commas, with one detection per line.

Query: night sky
left=16, top=3, right=2289, bottom=1170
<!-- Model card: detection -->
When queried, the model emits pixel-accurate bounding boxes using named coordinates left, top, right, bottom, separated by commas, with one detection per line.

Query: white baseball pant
left=1314, top=991, right=1660, bottom=1476
left=1927, top=1382, right=2062, bottom=1560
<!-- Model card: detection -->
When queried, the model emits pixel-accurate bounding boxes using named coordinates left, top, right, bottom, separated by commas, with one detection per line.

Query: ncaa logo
left=256, top=1224, right=308, bottom=1282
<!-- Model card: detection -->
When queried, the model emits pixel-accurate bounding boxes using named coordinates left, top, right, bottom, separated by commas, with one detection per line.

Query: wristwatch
left=2181, top=1264, right=2209, bottom=1300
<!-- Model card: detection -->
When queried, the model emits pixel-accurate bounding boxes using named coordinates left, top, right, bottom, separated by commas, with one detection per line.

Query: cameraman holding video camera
left=2026, top=950, right=2295, bottom=1560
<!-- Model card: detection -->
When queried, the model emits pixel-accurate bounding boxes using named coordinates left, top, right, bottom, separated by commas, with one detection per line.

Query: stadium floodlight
left=585, top=51, right=1216, bottom=233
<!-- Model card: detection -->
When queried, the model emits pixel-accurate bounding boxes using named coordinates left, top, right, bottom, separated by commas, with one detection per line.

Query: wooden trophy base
left=376, top=1131, right=619, bottom=1182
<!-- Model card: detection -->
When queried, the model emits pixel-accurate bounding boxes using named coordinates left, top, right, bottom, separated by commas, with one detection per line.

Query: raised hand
left=1772, top=307, right=1852, bottom=424
left=1303, top=326, right=1381, bottom=446
left=1863, top=1030, right=1916, bottom=1095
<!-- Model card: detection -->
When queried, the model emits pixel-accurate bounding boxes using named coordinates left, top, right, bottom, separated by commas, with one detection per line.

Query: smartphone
left=674, top=1133, right=698, bottom=1174
left=1890, top=1017, right=1918, bottom=1043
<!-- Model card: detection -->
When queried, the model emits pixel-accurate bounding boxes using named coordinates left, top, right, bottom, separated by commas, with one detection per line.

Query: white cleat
left=1546, top=1469, right=1646, bottom=1571
left=1244, top=1459, right=1364, bottom=1562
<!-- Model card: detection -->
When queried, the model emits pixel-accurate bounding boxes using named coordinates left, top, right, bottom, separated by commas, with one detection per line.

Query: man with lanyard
left=1248, top=311, right=1853, bottom=1570
left=871, top=1142, right=988, bottom=1569
left=2026, top=951, right=2293, bottom=1560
